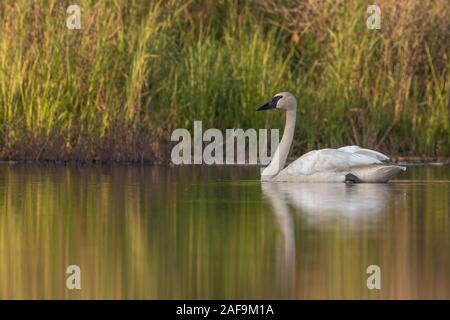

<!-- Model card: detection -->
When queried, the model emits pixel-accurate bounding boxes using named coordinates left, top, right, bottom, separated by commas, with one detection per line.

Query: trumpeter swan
left=257, top=92, right=406, bottom=182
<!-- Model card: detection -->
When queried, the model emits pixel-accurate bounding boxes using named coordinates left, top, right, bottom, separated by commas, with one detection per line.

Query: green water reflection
left=0, top=164, right=449, bottom=299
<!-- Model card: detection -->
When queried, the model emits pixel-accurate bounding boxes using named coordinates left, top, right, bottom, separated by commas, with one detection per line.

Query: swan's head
left=257, top=92, right=297, bottom=112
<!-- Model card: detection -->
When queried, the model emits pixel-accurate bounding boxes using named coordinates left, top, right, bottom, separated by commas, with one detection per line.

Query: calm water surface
left=0, top=164, right=449, bottom=299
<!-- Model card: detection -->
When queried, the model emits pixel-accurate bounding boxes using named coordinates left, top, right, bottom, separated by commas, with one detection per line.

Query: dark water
left=0, top=164, right=449, bottom=299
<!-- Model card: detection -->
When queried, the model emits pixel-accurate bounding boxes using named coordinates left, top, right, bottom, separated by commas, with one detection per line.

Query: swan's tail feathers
left=351, top=165, right=406, bottom=183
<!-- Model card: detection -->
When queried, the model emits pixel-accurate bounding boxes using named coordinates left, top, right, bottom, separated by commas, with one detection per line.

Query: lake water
left=0, top=164, right=449, bottom=299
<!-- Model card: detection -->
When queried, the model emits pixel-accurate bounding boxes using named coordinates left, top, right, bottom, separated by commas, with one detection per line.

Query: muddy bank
left=1, top=152, right=448, bottom=166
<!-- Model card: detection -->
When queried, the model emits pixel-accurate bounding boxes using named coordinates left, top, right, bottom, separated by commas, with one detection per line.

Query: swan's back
left=272, top=146, right=405, bottom=183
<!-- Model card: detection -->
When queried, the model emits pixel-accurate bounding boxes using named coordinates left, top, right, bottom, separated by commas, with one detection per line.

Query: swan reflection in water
left=261, top=182, right=402, bottom=295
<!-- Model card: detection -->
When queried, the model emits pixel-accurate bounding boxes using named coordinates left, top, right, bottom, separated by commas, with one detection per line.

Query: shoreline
left=1, top=157, right=449, bottom=167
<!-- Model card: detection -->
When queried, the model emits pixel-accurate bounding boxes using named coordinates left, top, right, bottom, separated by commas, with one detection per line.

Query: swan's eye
left=270, top=95, right=283, bottom=108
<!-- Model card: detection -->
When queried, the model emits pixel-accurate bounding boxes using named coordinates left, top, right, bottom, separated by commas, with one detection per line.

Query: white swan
left=257, top=92, right=406, bottom=182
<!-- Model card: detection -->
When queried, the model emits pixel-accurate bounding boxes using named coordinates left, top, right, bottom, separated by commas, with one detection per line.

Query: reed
left=0, top=0, right=448, bottom=161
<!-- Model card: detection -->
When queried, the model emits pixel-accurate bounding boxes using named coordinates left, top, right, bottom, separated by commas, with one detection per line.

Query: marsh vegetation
left=0, top=0, right=448, bottom=161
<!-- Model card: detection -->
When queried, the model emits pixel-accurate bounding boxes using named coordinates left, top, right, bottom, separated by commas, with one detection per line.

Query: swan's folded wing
left=338, top=145, right=390, bottom=161
left=284, top=149, right=382, bottom=175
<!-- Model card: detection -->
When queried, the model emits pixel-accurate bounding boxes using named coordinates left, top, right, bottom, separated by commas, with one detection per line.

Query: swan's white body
left=258, top=92, right=406, bottom=183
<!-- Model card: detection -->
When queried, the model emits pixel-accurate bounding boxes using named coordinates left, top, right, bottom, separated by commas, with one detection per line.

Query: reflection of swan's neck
left=261, top=183, right=296, bottom=293
left=262, top=110, right=296, bottom=178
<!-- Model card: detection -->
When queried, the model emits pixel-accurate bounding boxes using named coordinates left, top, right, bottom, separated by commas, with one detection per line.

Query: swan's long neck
left=262, top=109, right=296, bottom=179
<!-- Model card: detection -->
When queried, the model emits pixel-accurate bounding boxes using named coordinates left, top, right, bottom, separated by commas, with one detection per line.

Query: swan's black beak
left=256, top=102, right=275, bottom=111
left=257, top=95, right=282, bottom=111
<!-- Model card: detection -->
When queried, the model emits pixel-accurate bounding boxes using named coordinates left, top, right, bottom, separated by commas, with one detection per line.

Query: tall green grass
left=0, top=0, right=448, bottom=161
